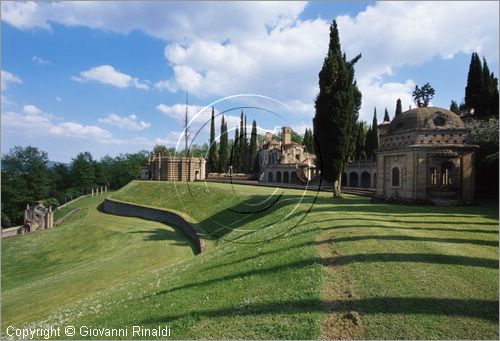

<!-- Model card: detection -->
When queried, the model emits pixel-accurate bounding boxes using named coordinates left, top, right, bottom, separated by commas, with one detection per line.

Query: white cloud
left=2, top=103, right=121, bottom=143
left=336, top=1, right=499, bottom=120
left=56, top=96, right=62, bottom=102
left=32, top=55, right=50, bottom=64
left=98, top=113, right=151, bottom=130
left=1, top=69, right=23, bottom=90
left=154, top=131, right=184, bottom=147
left=1, top=2, right=306, bottom=41
left=2, top=1, right=498, bottom=123
left=72, top=65, right=149, bottom=90
left=154, top=79, right=177, bottom=93
left=50, top=122, right=117, bottom=143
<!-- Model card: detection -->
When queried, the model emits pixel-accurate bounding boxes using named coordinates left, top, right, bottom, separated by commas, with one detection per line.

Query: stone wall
left=102, top=199, right=205, bottom=254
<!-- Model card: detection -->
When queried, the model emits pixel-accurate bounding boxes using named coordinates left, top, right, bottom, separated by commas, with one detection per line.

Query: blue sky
left=1, top=1, right=498, bottom=162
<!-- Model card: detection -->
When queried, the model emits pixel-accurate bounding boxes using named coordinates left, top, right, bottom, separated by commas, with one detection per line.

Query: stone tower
left=282, top=126, right=292, bottom=144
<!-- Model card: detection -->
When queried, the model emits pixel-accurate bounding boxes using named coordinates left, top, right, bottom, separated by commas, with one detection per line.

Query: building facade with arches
left=374, top=106, right=477, bottom=203
left=342, top=160, right=377, bottom=189
left=259, top=127, right=316, bottom=184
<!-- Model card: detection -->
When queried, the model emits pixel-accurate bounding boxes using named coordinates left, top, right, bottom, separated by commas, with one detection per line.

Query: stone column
left=91, top=188, right=94, bottom=197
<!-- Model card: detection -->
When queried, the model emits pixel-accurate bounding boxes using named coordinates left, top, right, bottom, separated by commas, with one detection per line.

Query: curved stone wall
left=102, top=199, right=205, bottom=254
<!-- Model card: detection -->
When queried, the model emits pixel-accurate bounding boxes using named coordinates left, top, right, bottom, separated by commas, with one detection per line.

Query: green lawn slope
left=2, top=180, right=498, bottom=339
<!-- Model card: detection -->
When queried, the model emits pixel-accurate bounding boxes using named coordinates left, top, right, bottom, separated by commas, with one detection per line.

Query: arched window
left=392, top=167, right=400, bottom=187
left=268, top=172, right=273, bottom=182
left=349, top=172, right=359, bottom=187
left=361, top=171, right=371, bottom=188
left=283, top=171, right=289, bottom=183
left=276, top=171, right=282, bottom=183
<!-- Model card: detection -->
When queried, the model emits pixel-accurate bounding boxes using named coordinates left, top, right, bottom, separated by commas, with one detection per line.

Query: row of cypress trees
left=207, top=108, right=259, bottom=174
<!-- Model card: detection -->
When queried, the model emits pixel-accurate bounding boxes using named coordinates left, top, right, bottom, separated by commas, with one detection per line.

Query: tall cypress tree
left=207, top=107, right=217, bottom=173
left=371, top=110, right=379, bottom=158
left=249, top=120, right=258, bottom=173
left=395, top=98, right=402, bottom=117
left=365, top=109, right=378, bottom=160
left=233, top=126, right=240, bottom=172
left=217, top=115, right=228, bottom=173
left=243, top=114, right=249, bottom=172
left=384, top=107, right=390, bottom=122
left=217, top=115, right=227, bottom=173
left=465, top=52, right=483, bottom=113
left=313, top=20, right=361, bottom=197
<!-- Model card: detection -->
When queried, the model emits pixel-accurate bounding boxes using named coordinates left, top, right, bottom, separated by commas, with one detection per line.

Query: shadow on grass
left=139, top=297, right=499, bottom=324
left=130, top=228, right=193, bottom=245
left=331, top=235, right=499, bottom=247
left=153, top=253, right=498, bottom=297
left=97, top=203, right=198, bottom=254
left=295, top=221, right=498, bottom=235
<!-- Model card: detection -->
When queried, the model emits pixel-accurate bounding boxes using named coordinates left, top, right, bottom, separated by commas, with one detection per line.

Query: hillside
left=2, top=181, right=498, bottom=339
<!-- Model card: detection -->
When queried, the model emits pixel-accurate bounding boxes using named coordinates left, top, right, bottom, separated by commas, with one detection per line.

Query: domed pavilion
left=375, top=106, right=478, bottom=204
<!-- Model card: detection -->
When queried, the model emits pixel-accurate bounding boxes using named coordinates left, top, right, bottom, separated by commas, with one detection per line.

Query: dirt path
left=316, top=231, right=364, bottom=339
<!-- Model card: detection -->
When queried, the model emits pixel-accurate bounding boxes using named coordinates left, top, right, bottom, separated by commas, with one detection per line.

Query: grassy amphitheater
left=2, top=180, right=498, bottom=339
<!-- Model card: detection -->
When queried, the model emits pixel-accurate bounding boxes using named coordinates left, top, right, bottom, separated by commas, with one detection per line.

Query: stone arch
left=276, top=171, right=282, bottom=183
left=349, top=172, right=359, bottom=187
left=291, top=171, right=298, bottom=183
left=361, top=171, right=371, bottom=188
left=341, top=172, right=348, bottom=186
left=268, top=172, right=273, bottom=182
left=283, top=171, right=289, bottom=183
left=392, top=167, right=400, bottom=187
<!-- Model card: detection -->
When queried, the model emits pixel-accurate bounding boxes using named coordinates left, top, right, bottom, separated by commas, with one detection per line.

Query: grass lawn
left=2, top=194, right=195, bottom=329
left=2, top=180, right=498, bottom=339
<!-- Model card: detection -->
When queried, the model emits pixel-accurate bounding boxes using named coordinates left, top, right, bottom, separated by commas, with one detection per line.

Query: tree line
left=1, top=146, right=148, bottom=227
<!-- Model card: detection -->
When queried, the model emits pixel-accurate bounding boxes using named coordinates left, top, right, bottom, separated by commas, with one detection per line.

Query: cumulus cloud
left=1, top=2, right=306, bottom=41
left=1, top=69, right=23, bottom=90
left=98, top=113, right=151, bottom=130
left=2, top=104, right=120, bottom=143
left=72, top=65, right=149, bottom=90
left=2, top=1, right=498, bottom=123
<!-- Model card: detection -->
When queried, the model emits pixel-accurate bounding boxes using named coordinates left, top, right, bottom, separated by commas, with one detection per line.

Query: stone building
left=374, top=106, right=477, bottom=204
left=342, top=160, right=377, bottom=189
left=141, top=154, right=206, bottom=181
left=259, top=127, right=316, bottom=184
left=21, top=201, right=54, bottom=234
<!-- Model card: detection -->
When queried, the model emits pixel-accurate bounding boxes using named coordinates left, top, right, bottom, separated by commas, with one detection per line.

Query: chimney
left=282, top=126, right=291, bottom=144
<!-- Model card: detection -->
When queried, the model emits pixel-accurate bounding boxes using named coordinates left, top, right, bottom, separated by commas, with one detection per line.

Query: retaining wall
left=102, top=199, right=205, bottom=254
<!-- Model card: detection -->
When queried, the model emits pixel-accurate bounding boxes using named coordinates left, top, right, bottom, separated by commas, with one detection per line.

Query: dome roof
left=388, top=106, right=464, bottom=133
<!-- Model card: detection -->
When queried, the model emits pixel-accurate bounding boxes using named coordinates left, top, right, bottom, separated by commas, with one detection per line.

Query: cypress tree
left=354, top=121, right=367, bottom=160
left=384, top=107, right=390, bottom=122
left=465, top=52, right=483, bottom=113
left=313, top=20, right=361, bottom=197
left=207, top=107, right=217, bottom=173
left=364, top=124, right=373, bottom=159
left=233, top=126, right=239, bottom=172
left=480, top=58, right=499, bottom=117
left=217, top=115, right=228, bottom=173
left=249, top=120, right=258, bottom=173
left=365, top=109, right=379, bottom=160
left=371, top=110, right=379, bottom=157
left=450, top=100, right=459, bottom=114
left=395, top=98, right=402, bottom=117
left=243, top=114, right=249, bottom=172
